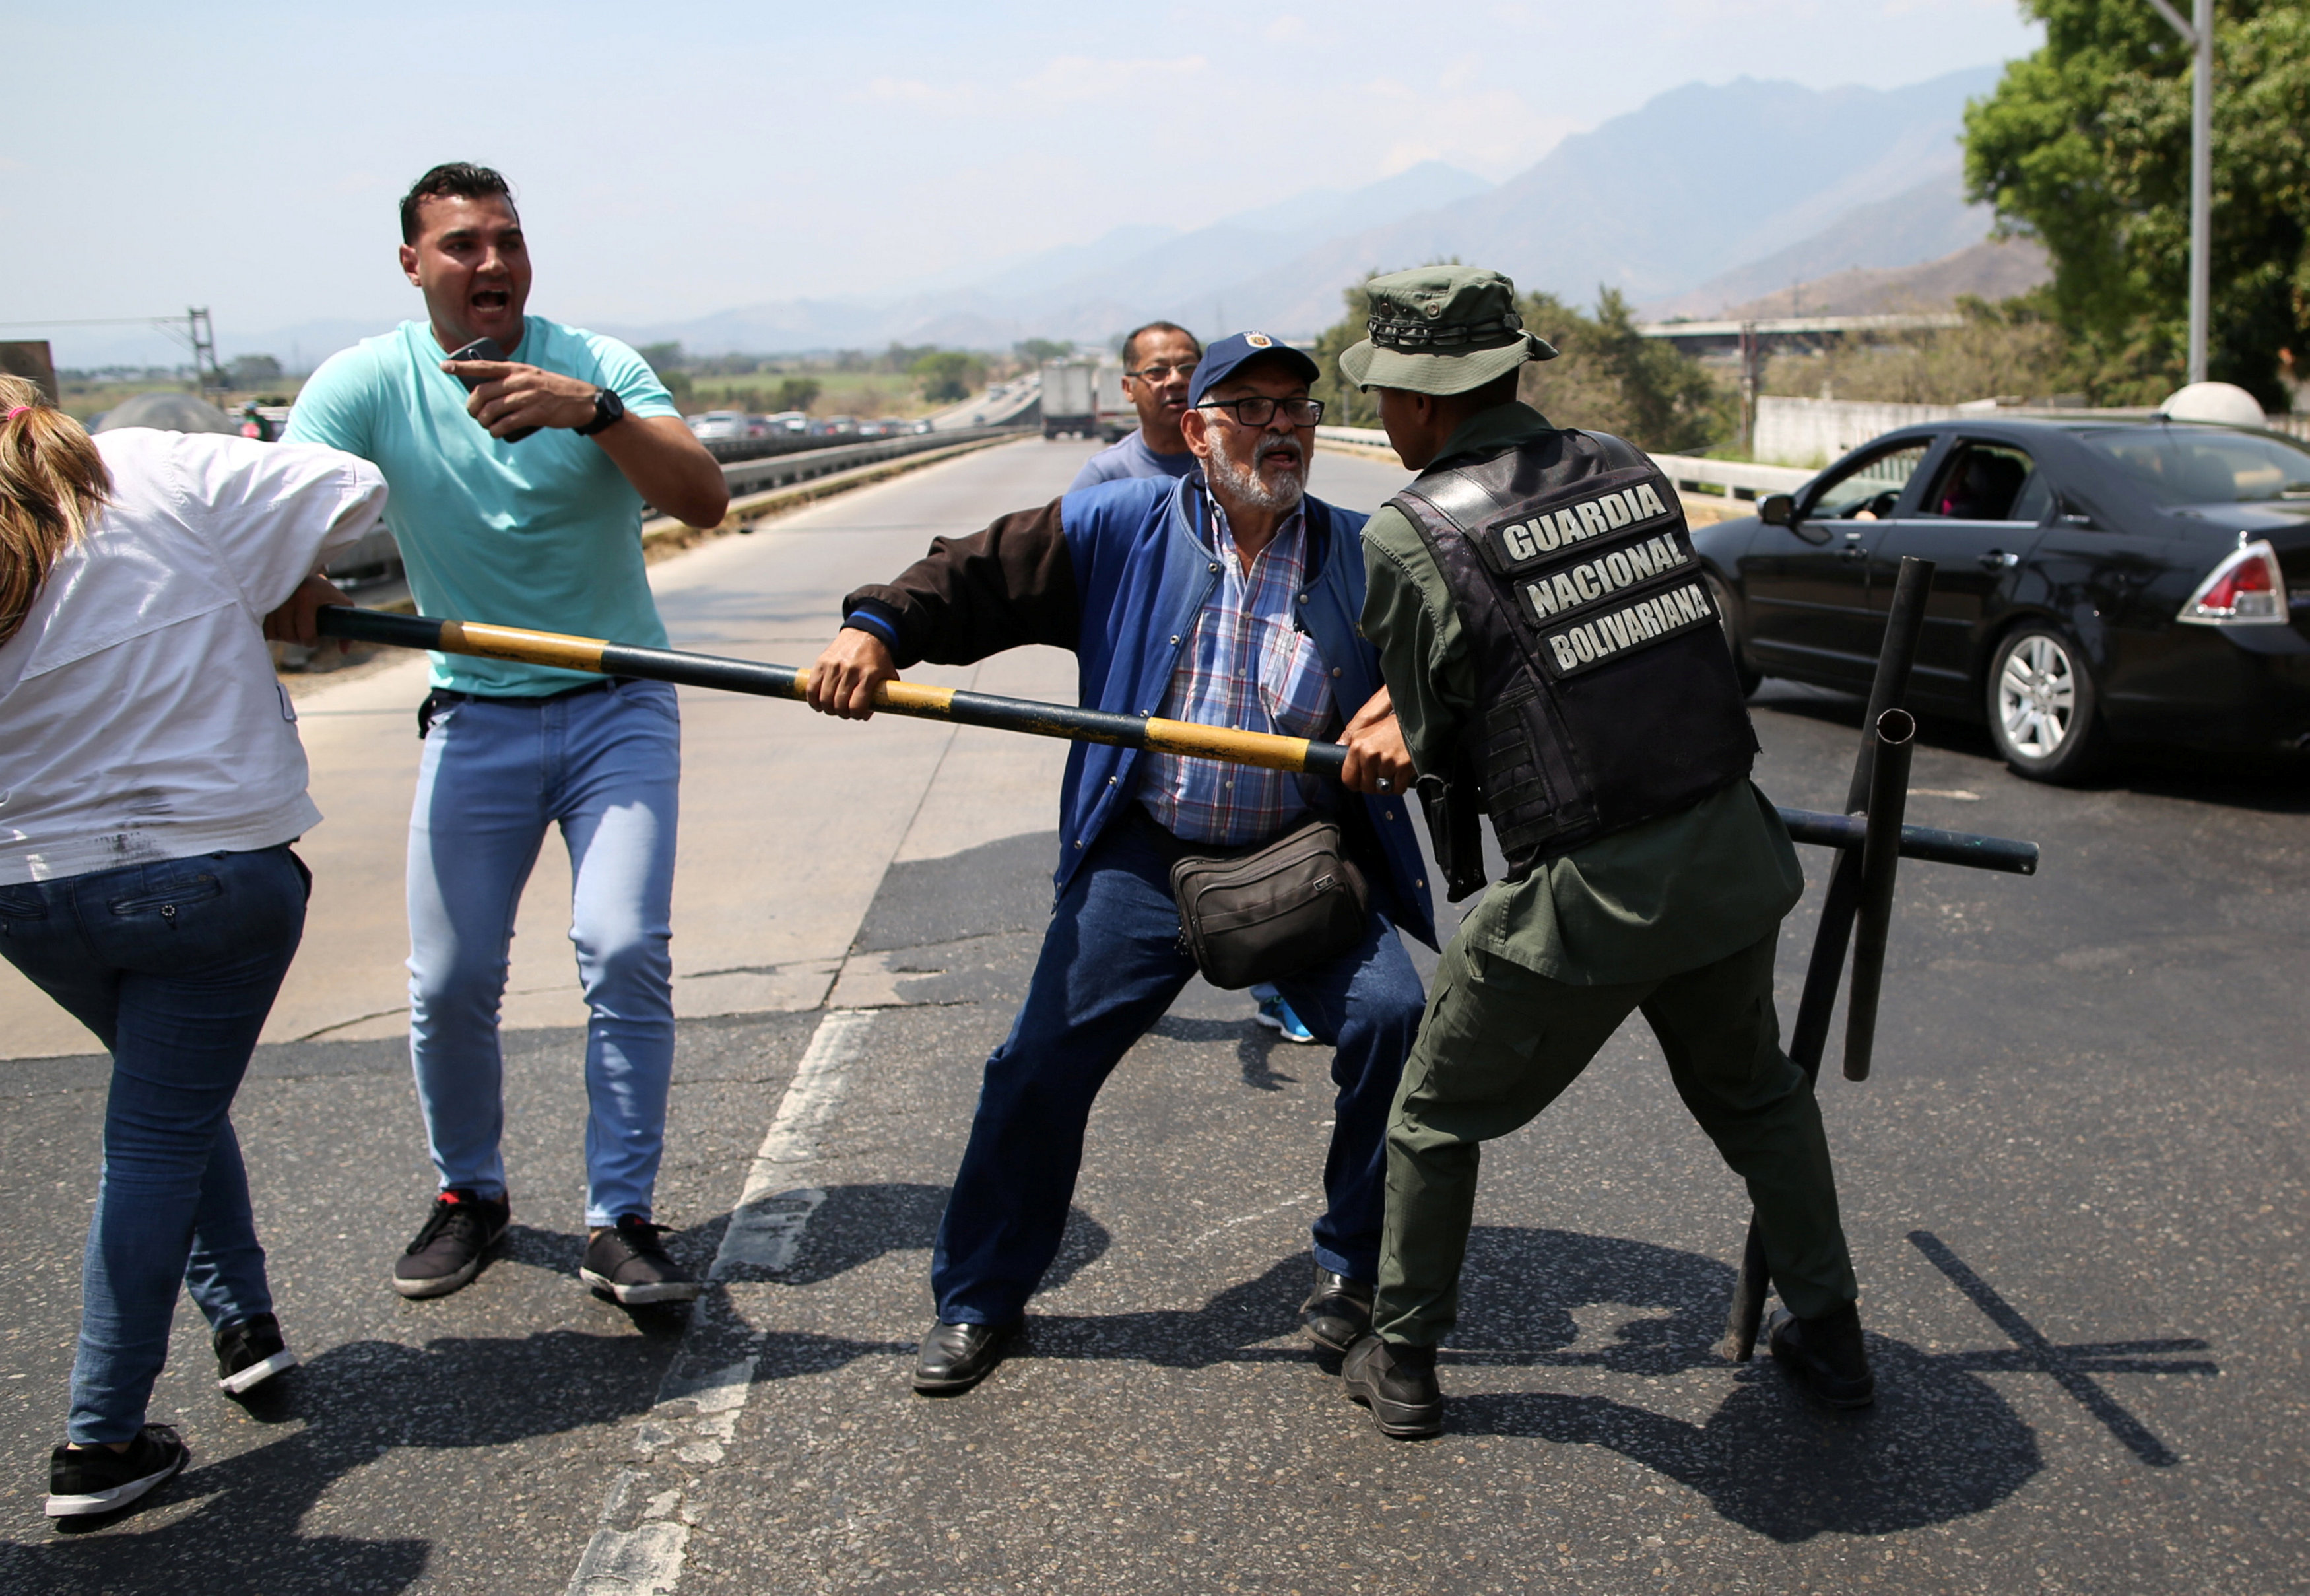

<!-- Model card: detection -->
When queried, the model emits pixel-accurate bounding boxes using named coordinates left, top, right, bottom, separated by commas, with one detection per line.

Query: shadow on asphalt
left=5, top=1329, right=669, bottom=1591
left=708, top=1183, right=1113, bottom=1294
left=1147, top=1014, right=1301, bottom=1092
left=940, top=1225, right=2210, bottom=1544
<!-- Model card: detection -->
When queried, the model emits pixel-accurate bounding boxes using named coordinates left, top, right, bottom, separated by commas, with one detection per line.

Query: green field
left=55, top=358, right=1022, bottom=426
left=55, top=376, right=305, bottom=424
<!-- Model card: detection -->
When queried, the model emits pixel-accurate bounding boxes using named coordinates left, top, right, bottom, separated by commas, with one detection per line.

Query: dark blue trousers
left=931, top=811, right=1426, bottom=1325
left=0, top=846, right=306, bottom=1442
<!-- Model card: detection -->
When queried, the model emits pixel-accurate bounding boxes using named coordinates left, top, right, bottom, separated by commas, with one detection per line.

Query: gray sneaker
left=581, top=1216, right=703, bottom=1305
left=392, top=1189, right=510, bottom=1300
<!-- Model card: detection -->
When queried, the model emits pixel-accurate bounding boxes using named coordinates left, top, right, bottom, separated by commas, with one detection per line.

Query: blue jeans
left=0, top=846, right=306, bottom=1444
left=932, top=810, right=1426, bottom=1325
left=407, top=680, right=680, bottom=1227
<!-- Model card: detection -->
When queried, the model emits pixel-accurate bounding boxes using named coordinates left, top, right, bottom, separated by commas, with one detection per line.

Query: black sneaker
left=46, top=1424, right=188, bottom=1519
left=1766, top=1302, right=1876, bottom=1409
left=213, top=1313, right=297, bottom=1396
left=392, top=1189, right=510, bottom=1300
left=580, top=1215, right=703, bottom=1305
left=1342, top=1335, right=1443, bottom=1439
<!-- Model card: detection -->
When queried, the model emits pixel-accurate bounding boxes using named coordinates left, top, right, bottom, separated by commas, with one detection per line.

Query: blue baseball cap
left=1187, top=331, right=1321, bottom=406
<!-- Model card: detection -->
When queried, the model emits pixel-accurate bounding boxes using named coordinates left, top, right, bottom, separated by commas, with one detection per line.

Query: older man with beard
left=807, top=333, right=1436, bottom=1395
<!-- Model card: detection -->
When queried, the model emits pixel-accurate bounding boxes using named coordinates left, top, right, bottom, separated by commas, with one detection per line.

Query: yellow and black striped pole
left=317, top=605, right=1335, bottom=775
left=315, top=605, right=2038, bottom=877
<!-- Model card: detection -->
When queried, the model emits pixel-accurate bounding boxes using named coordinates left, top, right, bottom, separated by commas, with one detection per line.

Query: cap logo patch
left=1245, top=333, right=1273, bottom=348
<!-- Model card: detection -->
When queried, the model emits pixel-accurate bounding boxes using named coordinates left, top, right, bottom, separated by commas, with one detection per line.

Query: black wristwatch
left=574, top=385, right=625, bottom=436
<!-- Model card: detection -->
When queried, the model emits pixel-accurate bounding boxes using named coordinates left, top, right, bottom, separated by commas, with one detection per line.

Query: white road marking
left=565, top=1007, right=874, bottom=1596
left=1187, top=1193, right=1314, bottom=1247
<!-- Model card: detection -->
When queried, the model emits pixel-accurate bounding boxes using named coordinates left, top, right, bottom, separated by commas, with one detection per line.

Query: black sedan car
left=1692, top=416, right=2310, bottom=781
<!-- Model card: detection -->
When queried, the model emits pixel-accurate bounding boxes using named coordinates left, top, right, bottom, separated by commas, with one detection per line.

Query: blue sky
left=3, top=1, right=2041, bottom=358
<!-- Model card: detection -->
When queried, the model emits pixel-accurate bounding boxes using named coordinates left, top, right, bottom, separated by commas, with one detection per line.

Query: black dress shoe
left=1341, top=1334, right=1442, bottom=1438
left=912, top=1319, right=1020, bottom=1393
left=1766, top=1302, right=1876, bottom=1409
left=1300, top=1269, right=1375, bottom=1352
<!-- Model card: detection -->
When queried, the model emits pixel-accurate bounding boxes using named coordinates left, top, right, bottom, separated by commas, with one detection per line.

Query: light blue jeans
left=0, top=846, right=306, bottom=1443
left=407, top=679, right=680, bottom=1227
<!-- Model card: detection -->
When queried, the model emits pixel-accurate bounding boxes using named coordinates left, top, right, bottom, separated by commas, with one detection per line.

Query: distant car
left=686, top=410, right=750, bottom=442
left=1693, top=416, right=2310, bottom=781
left=766, top=411, right=809, bottom=435
left=909, top=418, right=934, bottom=434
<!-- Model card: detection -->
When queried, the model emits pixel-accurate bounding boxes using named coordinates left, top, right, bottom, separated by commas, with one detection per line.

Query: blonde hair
left=0, top=374, right=110, bottom=647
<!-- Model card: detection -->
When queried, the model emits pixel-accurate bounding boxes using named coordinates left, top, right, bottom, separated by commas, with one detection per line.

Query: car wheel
left=1986, top=624, right=2107, bottom=783
left=1706, top=574, right=1762, bottom=698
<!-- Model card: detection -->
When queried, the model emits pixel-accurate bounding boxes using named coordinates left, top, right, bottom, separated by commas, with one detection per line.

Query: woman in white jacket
left=0, top=375, right=386, bottom=1519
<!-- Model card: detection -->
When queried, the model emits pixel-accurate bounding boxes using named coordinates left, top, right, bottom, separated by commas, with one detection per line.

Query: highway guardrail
left=1315, top=426, right=1814, bottom=507
left=718, top=425, right=1028, bottom=496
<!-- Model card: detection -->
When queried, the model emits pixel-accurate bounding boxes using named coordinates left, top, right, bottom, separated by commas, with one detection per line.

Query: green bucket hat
left=1336, top=265, right=1557, bottom=396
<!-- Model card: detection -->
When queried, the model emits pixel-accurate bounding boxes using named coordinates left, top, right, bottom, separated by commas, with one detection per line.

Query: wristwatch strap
left=574, top=385, right=625, bottom=436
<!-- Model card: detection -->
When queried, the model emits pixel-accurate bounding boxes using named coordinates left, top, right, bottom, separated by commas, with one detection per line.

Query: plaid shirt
left=1139, top=500, right=1340, bottom=845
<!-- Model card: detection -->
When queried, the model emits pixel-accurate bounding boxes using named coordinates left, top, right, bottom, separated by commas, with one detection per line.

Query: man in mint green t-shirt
left=286, top=162, right=727, bottom=1308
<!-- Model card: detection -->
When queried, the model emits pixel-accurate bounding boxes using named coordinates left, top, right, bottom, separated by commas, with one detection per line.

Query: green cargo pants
left=1375, top=929, right=1857, bottom=1346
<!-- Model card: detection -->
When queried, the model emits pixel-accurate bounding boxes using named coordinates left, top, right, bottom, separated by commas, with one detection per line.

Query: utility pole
left=186, top=306, right=223, bottom=399
left=2147, top=0, right=2212, bottom=385
left=1739, top=320, right=1761, bottom=455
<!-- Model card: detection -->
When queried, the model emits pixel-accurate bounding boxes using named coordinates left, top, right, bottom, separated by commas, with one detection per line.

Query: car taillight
left=2178, top=539, right=2288, bottom=626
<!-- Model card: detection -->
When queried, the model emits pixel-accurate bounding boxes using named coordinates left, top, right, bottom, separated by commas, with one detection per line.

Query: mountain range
left=60, top=65, right=2016, bottom=370
left=591, top=64, right=2006, bottom=355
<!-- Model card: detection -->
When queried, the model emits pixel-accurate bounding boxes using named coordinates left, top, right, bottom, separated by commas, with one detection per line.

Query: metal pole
left=2189, top=0, right=2212, bottom=386
left=1740, top=321, right=1759, bottom=454
left=1843, top=708, right=1918, bottom=1083
left=1721, top=554, right=1937, bottom=1362
left=2148, top=0, right=2212, bottom=385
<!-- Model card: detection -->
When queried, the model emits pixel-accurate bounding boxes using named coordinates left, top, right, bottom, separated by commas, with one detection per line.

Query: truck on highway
left=1040, top=358, right=1134, bottom=442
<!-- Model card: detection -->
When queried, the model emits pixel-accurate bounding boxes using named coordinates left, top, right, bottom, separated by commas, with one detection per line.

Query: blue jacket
left=844, top=473, right=1437, bottom=948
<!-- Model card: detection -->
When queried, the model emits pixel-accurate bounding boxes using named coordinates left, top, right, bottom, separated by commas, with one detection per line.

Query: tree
left=771, top=377, right=821, bottom=413
left=1309, top=276, right=1731, bottom=453
left=1522, top=288, right=1729, bottom=454
left=1762, top=296, right=2070, bottom=405
left=911, top=350, right=987, bottom=404
left=1964, top=0, right=2310, bottom=407
left=226, top=353, right=282, bottom=387
left=635, top=341, right=686, bottom=374
left=1016, top=338, right=1074, bottom=364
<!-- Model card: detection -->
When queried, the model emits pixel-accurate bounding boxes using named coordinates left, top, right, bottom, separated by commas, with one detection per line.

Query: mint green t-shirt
left=284, top=316, right=681, bottom=695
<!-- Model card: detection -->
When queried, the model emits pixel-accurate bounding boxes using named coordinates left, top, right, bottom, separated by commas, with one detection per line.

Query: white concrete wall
left=1753, top=397, right=1965, bottom=467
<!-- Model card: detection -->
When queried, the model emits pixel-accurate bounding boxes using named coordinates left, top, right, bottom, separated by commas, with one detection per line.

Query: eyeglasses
left=1126, top=362, right=1199, bottom=383
left=1195, top=395, right=1325, bottom=427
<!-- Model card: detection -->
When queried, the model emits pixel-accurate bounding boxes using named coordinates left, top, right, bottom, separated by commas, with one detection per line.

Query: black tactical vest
left=1391, top=428, right=1758, bottom=888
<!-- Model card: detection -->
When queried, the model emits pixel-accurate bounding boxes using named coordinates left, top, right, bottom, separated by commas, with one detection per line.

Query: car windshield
left=2078, top=426, right=2310, bottom=506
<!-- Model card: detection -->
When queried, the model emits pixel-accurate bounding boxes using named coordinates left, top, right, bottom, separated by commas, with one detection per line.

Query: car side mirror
left=1758, top=492, right=1796, bottom=527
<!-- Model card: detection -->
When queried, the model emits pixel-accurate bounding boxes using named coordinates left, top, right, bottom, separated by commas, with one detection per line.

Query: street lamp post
left=2147, top=0, right=2212, bottom=385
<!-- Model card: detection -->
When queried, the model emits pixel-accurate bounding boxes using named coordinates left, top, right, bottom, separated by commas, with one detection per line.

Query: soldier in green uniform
left=1334, top=266, right=1872, bottom=1438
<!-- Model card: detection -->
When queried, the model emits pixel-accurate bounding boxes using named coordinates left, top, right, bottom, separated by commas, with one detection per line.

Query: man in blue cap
left=1070, top=322, right=1322, bottom=1049
left=807, top=333, right=1436, bottom=1393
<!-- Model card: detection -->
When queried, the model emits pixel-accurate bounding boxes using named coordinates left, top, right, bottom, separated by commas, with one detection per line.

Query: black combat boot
left=1341, top=1335, right=1442, bottom=1438
left=1766, top=1302, right=1875, bottom=1409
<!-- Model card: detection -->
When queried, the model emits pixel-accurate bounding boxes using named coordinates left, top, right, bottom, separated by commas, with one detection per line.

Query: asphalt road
left=3, top=437, right=2305, bottom=1593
